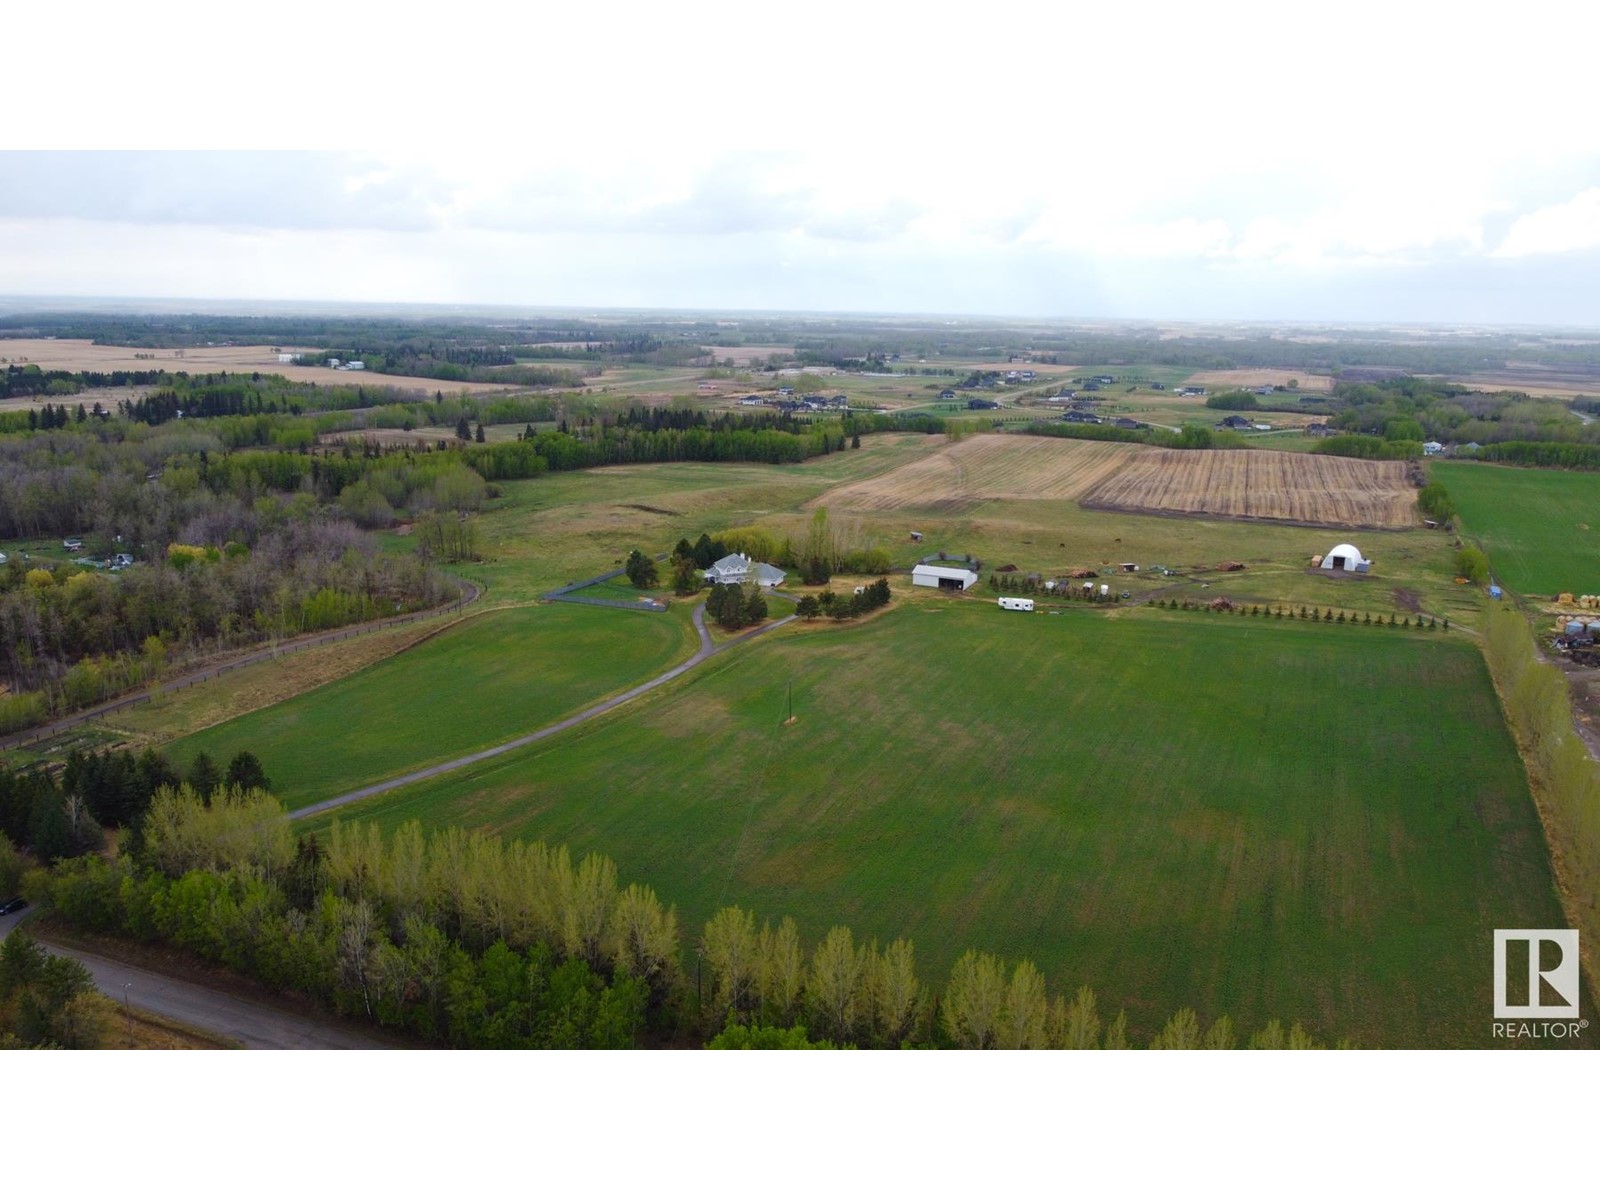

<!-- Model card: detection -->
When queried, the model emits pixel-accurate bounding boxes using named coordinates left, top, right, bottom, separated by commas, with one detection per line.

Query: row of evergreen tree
left=1152, top=598, right=1447, bottom=627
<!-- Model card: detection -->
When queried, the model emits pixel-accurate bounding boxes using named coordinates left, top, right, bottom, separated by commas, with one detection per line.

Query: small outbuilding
left=912, top=564, right=979, bottom=591
left=1320, top=542, right=1371, bottom=573
left=998, top=597, right=1034, bottom=612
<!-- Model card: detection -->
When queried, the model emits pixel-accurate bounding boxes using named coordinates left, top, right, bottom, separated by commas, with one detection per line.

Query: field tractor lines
left=814, top=434, right=1139, bottom=513
left=1081, top=449, right=1417, bottom=530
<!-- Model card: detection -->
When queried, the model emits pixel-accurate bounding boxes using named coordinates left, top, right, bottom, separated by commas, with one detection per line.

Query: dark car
left=0, top=897, right=27, bottom=916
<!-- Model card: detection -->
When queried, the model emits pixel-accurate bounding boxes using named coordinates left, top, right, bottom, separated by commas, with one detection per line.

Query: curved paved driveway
left=289, top=604, right=793, bottom=820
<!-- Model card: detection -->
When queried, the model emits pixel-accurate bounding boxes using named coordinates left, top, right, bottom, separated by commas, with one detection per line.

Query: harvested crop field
left=1081, top=448, right=1418, bottom=529
left=814, top=433, right=1138, bottom=513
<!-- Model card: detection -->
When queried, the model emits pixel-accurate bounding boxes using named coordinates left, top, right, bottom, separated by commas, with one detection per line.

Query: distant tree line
left=1025, top=422, right=1245, bottom=451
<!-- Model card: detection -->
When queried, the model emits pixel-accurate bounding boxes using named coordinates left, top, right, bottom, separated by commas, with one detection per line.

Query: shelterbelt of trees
left=4, top=784, right=1344, bottom=1050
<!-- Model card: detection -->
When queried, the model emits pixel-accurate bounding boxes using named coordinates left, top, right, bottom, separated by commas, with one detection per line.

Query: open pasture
left=0, top=337, right=516, bottom=394
left=1082, top=448, right=1418, bottom=529
left=163, top=602, right=698, bottom=808
left=309, top=599, right=1571, bottom=1047
left=1184, top=368, right=1335, bottom=393
left=1430, top=461, right=1600, bottom=596
left=813, top=433, right=1139, bottom=514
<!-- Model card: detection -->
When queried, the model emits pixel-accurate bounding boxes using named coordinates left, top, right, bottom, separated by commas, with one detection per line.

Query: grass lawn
left=305, top=596, right=1573, bottom=1048
left=165, top=602, right=699, bottom=809
left=1431, top=461, right=1600, bottom=597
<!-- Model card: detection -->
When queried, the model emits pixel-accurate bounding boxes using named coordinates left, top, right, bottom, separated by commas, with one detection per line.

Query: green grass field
left=165, top=602, right=698, bottom=808
left=304, top=596, right=1571, bottom=1047
left=1431, top=461, right=1600, bottom=597
left=440, top=432, right=945, bottom=604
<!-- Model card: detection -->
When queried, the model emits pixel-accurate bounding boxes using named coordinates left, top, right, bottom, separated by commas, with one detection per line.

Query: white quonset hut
left=912, top=564, right=979, bottom=591
left=1321, top=542, right=1371, bottom=572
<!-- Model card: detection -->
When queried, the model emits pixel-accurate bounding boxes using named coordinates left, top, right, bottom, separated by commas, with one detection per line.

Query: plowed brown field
left=1080, top=448, right=1417, bottom=529
left=814, top=433, right=1139, bottom=513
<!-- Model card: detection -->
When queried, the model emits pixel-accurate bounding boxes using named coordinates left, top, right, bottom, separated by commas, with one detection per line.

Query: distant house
left=1303, top=422, right=1331, bottom=436
left=1216, top=415, right=1253, bottom=430
left=1422, top=441, right=1444, bottom=455
left=325, top=358, right=341, bottom=369
left=1062, top=411, right=1102, bottom=424
left=939, top=389, right=957, bottom=400
left=276, top=353, right=296, bottom=364
left=703, top=553, right=786, bottom=589
left=912, top=564, right=979, bottom=591
left=967, top=398, right=1000, bottom=410
left=1455, top=441, right=1482, bottom=456
left=740, top=396, right=764, bottom=406
left=1113, top=417, right=1144, bottom=430
left=1177, top=386, right=1207, bottom=397
left=830, top=394, right=848, bottom=406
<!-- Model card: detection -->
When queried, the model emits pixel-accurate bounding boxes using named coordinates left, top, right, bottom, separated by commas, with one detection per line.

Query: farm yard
left=1081, top=448, right=1419, bottom=530
left=813, top=433, right=1138, bottom=513
left=1430, top=461, right=1600, bottom=598
left=303, top=599, right=1576, bottom=1048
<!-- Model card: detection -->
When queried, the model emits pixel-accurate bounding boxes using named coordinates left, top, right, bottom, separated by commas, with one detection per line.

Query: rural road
left=289, top=603, right=794, bottom=820
left=0, top=577, right=482, bottom=753
left=2, top=920, right=386, bottom=1049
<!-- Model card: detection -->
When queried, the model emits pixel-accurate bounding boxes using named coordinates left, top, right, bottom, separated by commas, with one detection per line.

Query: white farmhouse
left=703, top=552, right=786, bottom=589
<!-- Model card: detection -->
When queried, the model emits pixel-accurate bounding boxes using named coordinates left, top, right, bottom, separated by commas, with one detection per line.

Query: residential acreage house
left=703, top=552, right=787, bottom=589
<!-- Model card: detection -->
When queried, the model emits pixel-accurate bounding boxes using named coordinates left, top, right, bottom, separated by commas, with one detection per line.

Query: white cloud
left=1492, top=188, right=1600, bottom=258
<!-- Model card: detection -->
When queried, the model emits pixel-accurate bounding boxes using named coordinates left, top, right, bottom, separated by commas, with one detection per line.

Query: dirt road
left=290, top=603, right=793, bottom=820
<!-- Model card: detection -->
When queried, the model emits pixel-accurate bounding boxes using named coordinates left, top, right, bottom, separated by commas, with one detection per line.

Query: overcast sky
left=4, top=1, right=1599, bottom=324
